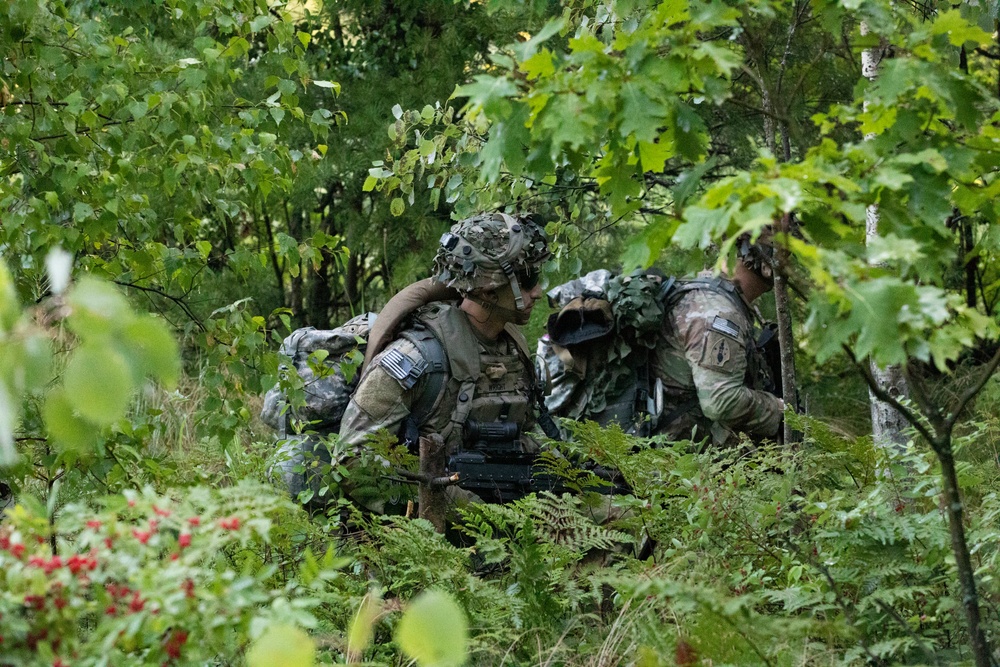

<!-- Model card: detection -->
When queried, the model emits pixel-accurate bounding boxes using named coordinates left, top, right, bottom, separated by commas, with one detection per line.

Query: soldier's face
left=495, top=279, right=544, bottom=325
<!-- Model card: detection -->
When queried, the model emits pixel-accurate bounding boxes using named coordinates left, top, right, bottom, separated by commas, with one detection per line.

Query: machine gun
left=447, top=420, right=629, bottom=504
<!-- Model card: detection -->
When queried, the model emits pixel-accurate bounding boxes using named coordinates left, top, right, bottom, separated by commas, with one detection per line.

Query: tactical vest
left=413, top=302, right=535, bottom=453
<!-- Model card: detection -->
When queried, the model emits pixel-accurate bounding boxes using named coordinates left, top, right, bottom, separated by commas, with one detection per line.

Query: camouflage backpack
left=538, top=269, right=671, bottom=435
left=260, top=279, right=458, bottom=499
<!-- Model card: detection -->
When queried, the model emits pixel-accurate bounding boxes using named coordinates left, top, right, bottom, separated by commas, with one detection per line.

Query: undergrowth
left=7, top=406, right=1000, bottom=665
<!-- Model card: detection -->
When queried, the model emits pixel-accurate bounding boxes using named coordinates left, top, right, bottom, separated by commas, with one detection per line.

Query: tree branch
left=946, top=343, right=1000, bottom=435
left=113, top=280, right=206, bottom=331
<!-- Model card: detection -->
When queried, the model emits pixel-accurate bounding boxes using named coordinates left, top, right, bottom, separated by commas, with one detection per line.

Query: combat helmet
left=736, top=227, right=775, bottom=282
left=433, top=212, right=549, bottom=311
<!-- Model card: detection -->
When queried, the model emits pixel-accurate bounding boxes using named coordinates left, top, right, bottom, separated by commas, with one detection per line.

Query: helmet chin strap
left=500, top=261, right=525, bottom=310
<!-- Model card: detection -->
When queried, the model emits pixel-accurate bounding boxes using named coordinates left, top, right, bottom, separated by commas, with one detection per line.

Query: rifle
left=756, top=322, right=783, bottom=398
left=447, top=420, right=630, bottom=504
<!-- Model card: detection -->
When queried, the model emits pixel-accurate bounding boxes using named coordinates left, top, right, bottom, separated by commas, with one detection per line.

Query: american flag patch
left=380, top=349, right=426, bottom=389
left=711, top=316, right=740, bottom=338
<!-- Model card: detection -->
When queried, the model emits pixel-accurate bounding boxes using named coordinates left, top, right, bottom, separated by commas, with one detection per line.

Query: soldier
left=541, top=238, right=784, bottom=446
left=338, top=211, right=552, bottom=509
left=652, top=238, right=785, bottom=445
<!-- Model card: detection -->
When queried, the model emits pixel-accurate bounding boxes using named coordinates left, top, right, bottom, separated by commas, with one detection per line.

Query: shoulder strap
left=363, top=278, right=462, bottom=372
left=503, top=324, right=562, bottom=441
left=664, top=276, right=755, bottom=325
left=399, top=329, right=448, bottom=422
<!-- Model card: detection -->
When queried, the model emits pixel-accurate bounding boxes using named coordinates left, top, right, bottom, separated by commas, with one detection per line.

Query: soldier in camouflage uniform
left=652, top=239, right=784, bottom=445
left=339, top=212, right=550, bottom=501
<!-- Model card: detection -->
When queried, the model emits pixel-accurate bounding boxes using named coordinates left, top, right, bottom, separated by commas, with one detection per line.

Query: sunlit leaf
left=396, top=590, right=468, bottom=667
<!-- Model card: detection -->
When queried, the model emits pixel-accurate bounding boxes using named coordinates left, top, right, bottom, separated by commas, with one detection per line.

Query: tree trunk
left=774, top=214, right=799, bottom=445
left=418, top=434, right=448, bottom=533
left=938, top=445, right=992, bottom=667
left=862, top=21, right=910, bottom=451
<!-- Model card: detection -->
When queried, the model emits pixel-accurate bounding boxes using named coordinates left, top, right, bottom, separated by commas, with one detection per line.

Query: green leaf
left=396, top=590, right=468, bottom=667
left=249, top=14, right=275, bottom=33
left=453, top=75, right=519, bottom=110
left=297, top=31, right=311, bottom=47
left=620, top=83, right=664, bottom=144
left=362, top=176, right=378, bottom=192
left=313, top=80, right=341, bottom=95
left=43, top=388, right=100, bottom=454
left=511, top=17, right=565, bottom=61
left=520, top=50, right=555, bottom=81
left=63, top=344, right=134, bottom=425
left=0, top=382, right=18, bottom=466
left=121, top=316, right=181, bottom=388
left=66, top=278, right=131, bottom=339
left=73, top=202, right=95, bottom=222
left=0, top=261, right=20, bottom=332
left=390, top=198, right=405, bottom=216
left=247, top=623, right=315, bottom=667
left=929, top=10, right=993, bottom=47
left=347, top=591, right=383, bottom=659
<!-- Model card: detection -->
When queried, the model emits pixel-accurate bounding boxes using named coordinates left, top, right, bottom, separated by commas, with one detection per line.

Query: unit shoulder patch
left=698, top=330, right=745, bottom=371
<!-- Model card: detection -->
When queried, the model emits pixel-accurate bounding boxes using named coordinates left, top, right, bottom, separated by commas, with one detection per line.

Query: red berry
left=218, top=516, right=240, bottom=530
left=129, top=593, right=145, bottom=613
left=178, top=533, right=191, bottom=548
left=24, top=595, right=45, bottom=610
left=127, top=499, right=136, bottom=508
left=187, top=516, right=201, bottom=526
left=86, top=520, right=102, bottom=529
left=152, top=505, right=171, bottom=517
left=164, top=629, right=189, bottom=659
left=104, top=537, right=114, bottom=549
left=132, top=530, right=151, bottom=545
left=10, top=543, right=24, bottom=559
left=105, top=605, right=116, bottom=616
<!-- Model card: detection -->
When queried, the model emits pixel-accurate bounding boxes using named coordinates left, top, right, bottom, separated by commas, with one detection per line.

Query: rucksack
left=260, top=279, right=458, bottom=499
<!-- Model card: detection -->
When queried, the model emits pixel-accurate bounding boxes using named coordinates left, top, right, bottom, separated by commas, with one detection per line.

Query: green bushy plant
left=0, top=481, right=340, bottom=666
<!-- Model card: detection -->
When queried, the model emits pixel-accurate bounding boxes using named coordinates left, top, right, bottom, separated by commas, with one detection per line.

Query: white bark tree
left=861, top=21, right=910, bottom=451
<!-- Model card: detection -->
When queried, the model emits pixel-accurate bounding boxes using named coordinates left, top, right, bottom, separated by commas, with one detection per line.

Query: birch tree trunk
left=861, top=21, right=910, bottom=450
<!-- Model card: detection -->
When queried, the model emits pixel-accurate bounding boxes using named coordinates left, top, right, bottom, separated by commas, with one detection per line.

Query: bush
left=0, top=481, right=338, bottom=666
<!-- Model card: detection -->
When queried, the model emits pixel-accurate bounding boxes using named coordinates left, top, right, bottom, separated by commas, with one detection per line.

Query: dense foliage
left=6, top=0, right=1000, bottom=665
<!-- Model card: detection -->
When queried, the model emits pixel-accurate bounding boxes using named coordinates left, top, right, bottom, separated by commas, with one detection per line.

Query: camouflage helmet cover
left=433, top=212, right=550, bottom=297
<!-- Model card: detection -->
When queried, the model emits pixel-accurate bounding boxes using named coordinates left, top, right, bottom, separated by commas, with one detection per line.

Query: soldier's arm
left=680, top=297, right=783, bottom=438
left=338, top=338, right=425, bottom=448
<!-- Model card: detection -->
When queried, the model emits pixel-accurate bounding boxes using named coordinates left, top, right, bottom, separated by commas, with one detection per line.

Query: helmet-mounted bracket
left=500, top=260, right=525, bottom=310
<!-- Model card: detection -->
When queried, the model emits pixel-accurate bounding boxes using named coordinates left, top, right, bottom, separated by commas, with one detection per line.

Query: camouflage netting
left=606, top=272, right=667, bottom=349
left=433, top=212, right=549, bottom=294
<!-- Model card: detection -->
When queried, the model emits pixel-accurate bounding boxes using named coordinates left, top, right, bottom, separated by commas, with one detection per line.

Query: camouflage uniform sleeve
left=677, top=292, right=783, bottom=439
left=338, top=337, right=427, bottom=448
